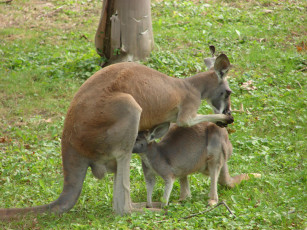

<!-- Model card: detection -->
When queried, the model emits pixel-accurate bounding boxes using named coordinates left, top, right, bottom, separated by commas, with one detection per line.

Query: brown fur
left=0, top=49, right=234, bottom=219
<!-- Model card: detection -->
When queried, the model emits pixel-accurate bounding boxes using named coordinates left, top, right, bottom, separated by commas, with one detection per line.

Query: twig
left=220, top=201, right=236, bottom=217
left=155, top=201, right=236, bottom=223
left=295, top=67, right=307, bottom=73
left=80, top=34, right=89, bottom=41
left=295, top=80, right=302, bottom=89
left=182, top=201, right=236, bottom=219
left=232, top=103, right=245, bottom=113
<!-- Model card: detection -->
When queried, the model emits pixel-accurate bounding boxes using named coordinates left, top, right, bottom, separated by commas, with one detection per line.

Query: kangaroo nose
left=223, top=109, right=231, bottom=115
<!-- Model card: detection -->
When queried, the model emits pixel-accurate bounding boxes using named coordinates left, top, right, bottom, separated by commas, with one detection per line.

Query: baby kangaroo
left=133, top=122, right=261, bottom=208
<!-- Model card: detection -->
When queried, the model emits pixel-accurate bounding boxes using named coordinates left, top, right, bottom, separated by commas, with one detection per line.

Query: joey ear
left=214, top=54, right=231, bottom=80
left=204, top=45, right=217, bottom=69
left=209, top=45, right=215, bottom=57
left=148, top=122, right=170, bottom=142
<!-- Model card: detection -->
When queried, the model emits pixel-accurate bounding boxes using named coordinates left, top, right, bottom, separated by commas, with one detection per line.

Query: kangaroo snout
left=223, top=108, right=232, bottom=115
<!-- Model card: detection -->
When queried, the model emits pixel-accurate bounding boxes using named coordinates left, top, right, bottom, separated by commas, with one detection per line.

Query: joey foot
left=216, top=115, right=234, bottom=127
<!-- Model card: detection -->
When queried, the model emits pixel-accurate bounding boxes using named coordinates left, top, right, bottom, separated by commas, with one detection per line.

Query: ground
left=0, top=0, right=306, bottom=229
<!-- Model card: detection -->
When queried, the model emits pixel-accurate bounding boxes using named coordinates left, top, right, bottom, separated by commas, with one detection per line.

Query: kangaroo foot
left=208, top=199, right=218, bottom=206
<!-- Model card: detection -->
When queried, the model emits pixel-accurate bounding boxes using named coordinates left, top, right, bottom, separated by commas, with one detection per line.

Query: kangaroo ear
left=148, top=122, right=170, bottom=142
left=214, top=54, right=231, bottom=80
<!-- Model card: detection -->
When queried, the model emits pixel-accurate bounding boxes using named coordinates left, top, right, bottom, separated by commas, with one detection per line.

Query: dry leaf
left=241, top=80, right=257, bottom=91
left=296, top=41, right=306, bottom=52
left=44, top=118, right=52, bottom=123
left=264, top=10, right=273, bottom=14
left=0, top=137, right=6, bottom=143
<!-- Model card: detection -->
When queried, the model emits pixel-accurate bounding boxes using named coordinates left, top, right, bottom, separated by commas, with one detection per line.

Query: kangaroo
left=133, top=122, right=261, bottom=208
left=0, top=47, right=234, bottom=219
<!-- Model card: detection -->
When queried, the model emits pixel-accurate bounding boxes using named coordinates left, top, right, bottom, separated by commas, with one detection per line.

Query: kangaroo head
left=204, top=48, right=232, bottom=115
left=133, top=123, right=170, bottom=153
left=132, top=131, right=149, bottom=153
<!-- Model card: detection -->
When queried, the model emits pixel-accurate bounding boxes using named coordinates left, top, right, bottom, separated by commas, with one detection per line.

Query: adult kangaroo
left=0, top=47, right=234, bottom=219
left=133, top=122, right=261, bottom=208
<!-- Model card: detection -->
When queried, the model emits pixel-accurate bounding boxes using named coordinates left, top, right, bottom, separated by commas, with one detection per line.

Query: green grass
left=0, top=0, right=306, bottom=229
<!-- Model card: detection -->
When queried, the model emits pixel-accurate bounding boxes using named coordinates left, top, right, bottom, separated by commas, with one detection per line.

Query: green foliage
left=0, top=0, right=306, bottom=229
left=1, top=35, right=102, bottom=80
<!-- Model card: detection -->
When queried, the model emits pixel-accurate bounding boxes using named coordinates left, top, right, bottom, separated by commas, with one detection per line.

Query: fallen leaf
left=296, top=46, right=303, bottom=52
left=259, top=38, right=266, bottom=43
left=241, top=80, right=257, bottom=91
left=0, top=137, right=6, bottom=143
left=44, top=118, right=52, bottom=123
left=264, top=10, right=273, bottom=14
left=296, top=41, right=306, bottom=52
left=227, top=127, right=236, bottom=134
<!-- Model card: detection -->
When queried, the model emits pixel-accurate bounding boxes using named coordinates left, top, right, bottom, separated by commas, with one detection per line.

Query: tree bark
left=95, top=0, right=154, bottom=65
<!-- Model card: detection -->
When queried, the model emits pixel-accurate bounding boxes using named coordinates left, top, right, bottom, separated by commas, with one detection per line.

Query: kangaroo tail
left=0, top=146, right=89, bottom=220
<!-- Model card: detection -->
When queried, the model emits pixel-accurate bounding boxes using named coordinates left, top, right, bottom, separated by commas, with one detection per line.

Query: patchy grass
left=0, top=0, right=306, bottom=229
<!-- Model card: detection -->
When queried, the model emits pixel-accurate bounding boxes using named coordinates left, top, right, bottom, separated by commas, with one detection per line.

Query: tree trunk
left=95, top=0, right=154, bottom=65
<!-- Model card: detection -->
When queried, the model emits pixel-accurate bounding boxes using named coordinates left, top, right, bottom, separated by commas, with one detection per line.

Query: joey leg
left=142, top=159, right=156, bottom=208
left=162, top=177, right=175, bottom=207
left=218, top=162, right=234, bottom=187
left=208, top=162, right=223, bottom=206
left=219, top=163, right=261, bottom=188
left=179, top=176, right=191, bottom=201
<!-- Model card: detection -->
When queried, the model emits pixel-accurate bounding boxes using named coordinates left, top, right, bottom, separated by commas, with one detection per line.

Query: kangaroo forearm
left=177, top=114, right=231, bottom=127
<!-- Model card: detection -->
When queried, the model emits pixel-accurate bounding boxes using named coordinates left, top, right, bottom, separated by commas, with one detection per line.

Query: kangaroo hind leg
left=106, top=93, right=142, bottom=215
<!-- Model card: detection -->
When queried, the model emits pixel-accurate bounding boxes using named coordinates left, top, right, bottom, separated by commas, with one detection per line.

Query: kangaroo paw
left=225, top=115, right=234, bottom=124
left=216, top=115, right=234, bottom=127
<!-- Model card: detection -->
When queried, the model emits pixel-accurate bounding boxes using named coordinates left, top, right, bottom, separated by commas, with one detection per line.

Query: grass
left=0, top=0, right=306, bottom=229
